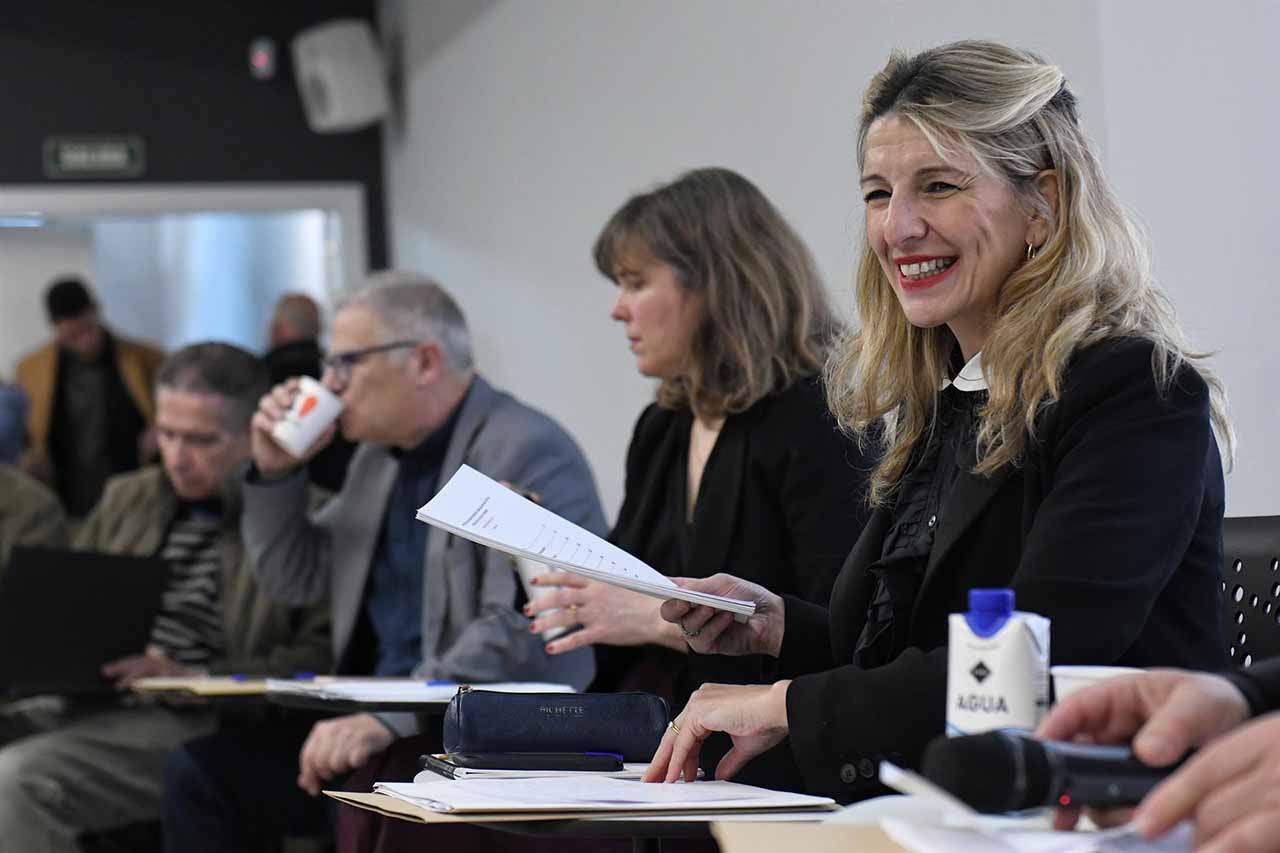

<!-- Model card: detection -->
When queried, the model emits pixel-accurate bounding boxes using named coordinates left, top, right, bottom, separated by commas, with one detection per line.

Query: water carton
left=946, top=588, right=1050, bottom=736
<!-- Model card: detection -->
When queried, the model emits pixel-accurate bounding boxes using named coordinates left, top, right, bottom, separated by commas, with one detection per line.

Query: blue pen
left=426, top=679, right=456, bottom=687
left=292, top=671, right=316, bottom=681
left=229, top=674, right=248, bottom=682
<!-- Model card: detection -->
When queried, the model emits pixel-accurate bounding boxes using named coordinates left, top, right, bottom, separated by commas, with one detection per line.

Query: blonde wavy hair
left=595, top=167, right=839, bottom=418
left=826, top=41, right=1233, bottom=506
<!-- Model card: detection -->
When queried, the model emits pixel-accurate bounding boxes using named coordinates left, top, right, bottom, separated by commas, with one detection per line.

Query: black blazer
left=778, top=338, right=1226, bottom=802
left=598, top=376, right=873, bottom=694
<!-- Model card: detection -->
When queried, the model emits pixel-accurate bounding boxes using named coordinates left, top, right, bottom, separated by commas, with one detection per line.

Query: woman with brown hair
left=526, top=166, right=872, bottom=784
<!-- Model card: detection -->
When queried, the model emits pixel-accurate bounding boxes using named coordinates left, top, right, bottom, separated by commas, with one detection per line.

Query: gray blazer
left=241, top=375, right=606, bottom=735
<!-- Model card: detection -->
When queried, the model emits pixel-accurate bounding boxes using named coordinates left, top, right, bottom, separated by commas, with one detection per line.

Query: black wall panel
left=0, top=2, right=388, bottom=268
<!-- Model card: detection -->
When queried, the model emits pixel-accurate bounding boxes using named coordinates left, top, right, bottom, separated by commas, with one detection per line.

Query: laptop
left=0, top=546, right=170, bottom=700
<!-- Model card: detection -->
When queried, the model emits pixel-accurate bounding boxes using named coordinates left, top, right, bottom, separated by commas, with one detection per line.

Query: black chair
left=1221, top=516, right=1280, bottom=668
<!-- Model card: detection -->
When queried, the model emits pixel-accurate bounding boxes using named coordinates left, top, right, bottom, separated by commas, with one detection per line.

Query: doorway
left=0, top=183, right=366, bottom=373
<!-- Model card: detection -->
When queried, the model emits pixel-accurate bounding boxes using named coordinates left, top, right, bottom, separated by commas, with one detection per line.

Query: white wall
left=380, top=0, right=1107, bottom=517
left=0, top=227, right=93, bottom=375
left=1096, top=1, right=1280, bottom=516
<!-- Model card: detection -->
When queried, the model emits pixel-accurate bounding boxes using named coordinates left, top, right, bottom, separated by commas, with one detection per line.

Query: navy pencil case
left=442, top=689, right=670, bottom=763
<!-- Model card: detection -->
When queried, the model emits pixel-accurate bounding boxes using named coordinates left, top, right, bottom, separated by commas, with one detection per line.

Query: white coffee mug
left=270, top=376, right=343, bottom=459
left=1050, top=665, right=1144, bottom=703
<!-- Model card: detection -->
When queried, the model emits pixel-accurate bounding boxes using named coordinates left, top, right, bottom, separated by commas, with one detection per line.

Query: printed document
left=374, top=776, right=833, bottom=813
left=416, top=465, right=756, bottom=616
left=264, top=679, right=574, bottom=704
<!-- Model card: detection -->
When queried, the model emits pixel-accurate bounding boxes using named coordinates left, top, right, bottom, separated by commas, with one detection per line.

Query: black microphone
left=920, top=729, right=1178, bottom=813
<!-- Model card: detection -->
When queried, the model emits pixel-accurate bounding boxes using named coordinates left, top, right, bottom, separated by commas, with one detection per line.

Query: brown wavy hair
left=595, top=167, right=839, bottom=418
left=825, top=41, right=1233, bottom=506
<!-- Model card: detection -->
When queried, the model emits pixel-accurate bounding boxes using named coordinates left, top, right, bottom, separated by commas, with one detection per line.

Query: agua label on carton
left=946, top=610, right=1050, bottom=736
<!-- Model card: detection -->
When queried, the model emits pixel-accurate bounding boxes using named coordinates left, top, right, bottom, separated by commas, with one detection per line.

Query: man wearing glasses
left=163, top=272, right=607, bottom=851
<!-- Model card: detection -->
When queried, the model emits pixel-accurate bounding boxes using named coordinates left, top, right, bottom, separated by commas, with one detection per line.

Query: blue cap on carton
left=965, top=588, right=1014, bottom=637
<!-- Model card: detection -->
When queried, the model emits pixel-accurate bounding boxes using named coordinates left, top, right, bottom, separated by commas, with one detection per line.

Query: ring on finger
left=679, top=620, right=701, bottom=639
left=568, top=603, right=579, bottom=616
left=669, top=719, right=681, bottom=735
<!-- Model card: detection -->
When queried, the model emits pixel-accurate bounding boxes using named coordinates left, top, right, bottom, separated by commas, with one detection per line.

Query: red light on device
left=1059, top=794, right=1072, bottom=807
left=249, top=37, right=276, bottom=80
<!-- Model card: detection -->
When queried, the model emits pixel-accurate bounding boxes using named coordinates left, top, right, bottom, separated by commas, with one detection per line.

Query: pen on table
left=228, top=672, right=313, bottom=682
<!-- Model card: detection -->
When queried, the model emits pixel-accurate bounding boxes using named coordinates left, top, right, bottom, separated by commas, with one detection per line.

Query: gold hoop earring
left=1026, top=242, right=1039, bottom=261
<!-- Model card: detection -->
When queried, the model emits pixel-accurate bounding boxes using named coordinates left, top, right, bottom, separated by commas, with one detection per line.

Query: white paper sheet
left=415, top=465, right=756, bottom=616
left=373, top=777, right=833, bottom=814
left=881, top=818, right=1192, bottom=853
left=264, top=679, right=574, bottom=704
left=597, top=811, right=826, bottom=823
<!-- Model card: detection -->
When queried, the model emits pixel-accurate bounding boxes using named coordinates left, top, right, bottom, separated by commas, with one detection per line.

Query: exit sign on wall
left=43, top=135, right=145, bottom=179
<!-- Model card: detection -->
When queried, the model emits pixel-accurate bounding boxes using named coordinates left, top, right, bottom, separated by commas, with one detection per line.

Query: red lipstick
left=895, top=255, right=956, bottom=292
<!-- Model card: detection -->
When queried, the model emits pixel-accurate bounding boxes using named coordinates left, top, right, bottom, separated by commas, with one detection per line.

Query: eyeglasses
left=321, top=340, right=419, bottom=386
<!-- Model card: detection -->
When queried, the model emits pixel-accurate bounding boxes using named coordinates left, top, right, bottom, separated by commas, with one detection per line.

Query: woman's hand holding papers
left=525, top=570, right=687, bottom=654
left=659, top=574, right=785, bottom=658
left=297, top=713, right=395, bottom=796
left=643, top=680, right=792, bottom=784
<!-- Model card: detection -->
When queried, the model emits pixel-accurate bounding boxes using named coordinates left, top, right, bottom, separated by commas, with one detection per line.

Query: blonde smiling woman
left=645, top=40, right=1233, bottom=803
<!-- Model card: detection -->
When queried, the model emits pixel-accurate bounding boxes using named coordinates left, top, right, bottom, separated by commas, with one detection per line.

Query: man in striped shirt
left=0, top=342, right=330, bottom=853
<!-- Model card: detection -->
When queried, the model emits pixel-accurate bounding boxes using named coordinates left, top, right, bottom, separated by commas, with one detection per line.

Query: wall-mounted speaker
left=291, top=18, right=389, bottom=133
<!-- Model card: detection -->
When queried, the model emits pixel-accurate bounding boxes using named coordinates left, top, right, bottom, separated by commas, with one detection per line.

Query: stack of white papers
left=374, top=776, right=833, bottom=814
left=264, top=679, right=574, bottom=704
left=416, top=465, right=756, bottom=617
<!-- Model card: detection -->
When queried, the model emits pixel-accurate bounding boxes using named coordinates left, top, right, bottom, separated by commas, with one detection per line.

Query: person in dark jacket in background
left=263, top=293, right=323, bottom=385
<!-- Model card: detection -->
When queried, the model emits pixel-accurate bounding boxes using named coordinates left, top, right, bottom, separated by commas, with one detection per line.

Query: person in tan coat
left=14, top=277, right=165, bottom=517
left=0, top=342, right=330, bottom=853
left=0, top=463, right=67, bottom=563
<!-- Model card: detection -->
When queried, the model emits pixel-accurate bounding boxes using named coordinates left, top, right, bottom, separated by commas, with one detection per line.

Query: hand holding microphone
left=1036, top=669, right=1251, bottom=771
left=921, top=728, right=1180, bottom=814
left=924, top=669, right=1259, bottom=828
left=1032, top=666, right=1280, bottom=852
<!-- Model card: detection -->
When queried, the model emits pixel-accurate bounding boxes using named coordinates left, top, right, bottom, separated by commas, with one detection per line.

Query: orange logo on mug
left=298, top=396, right=318, bottom=418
